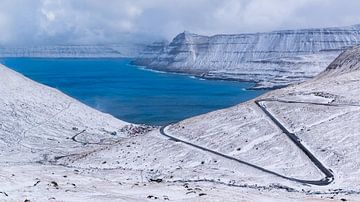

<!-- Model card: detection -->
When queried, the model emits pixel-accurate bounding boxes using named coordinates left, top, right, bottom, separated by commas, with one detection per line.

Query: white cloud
left=0, top=0, right=360, bottom=45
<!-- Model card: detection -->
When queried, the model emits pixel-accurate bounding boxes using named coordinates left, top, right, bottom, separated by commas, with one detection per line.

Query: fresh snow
left=1, top=45, right=360, bottom=201
left=135, top=24, right=360, bottom=89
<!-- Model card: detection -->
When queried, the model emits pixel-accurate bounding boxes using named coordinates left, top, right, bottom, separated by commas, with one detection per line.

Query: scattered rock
left=33, top=180, right=41, bottom=186
left=147, top=195, right=159, bottom=199
left=120, top=125, right=154, bottom=136
left=149, top=178, right=163, bottom=183
left=50, top=181, right=59, bottom=189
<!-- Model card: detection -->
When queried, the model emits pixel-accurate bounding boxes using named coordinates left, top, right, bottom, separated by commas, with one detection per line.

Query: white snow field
left=135, top=24, right=360, bottom=89
left=1, top=46, right=360, bottom=201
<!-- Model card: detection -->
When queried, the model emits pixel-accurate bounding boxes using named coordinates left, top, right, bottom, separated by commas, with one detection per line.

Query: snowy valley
left=1, top=42, right=360, bottom=201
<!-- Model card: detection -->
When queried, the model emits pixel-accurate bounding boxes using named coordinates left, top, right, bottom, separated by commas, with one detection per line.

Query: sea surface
left=1, top=58, right=268, bottom=125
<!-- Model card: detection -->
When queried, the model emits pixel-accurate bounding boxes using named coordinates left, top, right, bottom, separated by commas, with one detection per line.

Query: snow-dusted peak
left=170, top=31, right=204, bottom=45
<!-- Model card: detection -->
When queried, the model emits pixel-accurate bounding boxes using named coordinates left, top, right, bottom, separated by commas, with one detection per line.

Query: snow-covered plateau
left=134, top=24, right=360, bottom=89
left=1, top=45, right=360, bottom=201
left=0, top=44, right=146, bottom=58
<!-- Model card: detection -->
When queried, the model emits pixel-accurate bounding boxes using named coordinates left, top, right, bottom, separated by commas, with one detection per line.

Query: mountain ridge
left=134, top=24, right=360, bottom=88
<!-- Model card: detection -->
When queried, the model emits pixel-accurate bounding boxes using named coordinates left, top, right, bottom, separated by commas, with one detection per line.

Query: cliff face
left=135, top=25, right=360, bottom=88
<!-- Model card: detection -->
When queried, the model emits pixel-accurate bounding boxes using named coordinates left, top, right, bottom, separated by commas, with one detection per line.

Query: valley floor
left=1, top=46, right=360, bottom=201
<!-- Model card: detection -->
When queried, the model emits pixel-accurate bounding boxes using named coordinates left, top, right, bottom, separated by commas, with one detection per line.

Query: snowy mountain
left=165, top=45, right=360, bottom=194
left=321, top=45, right=360, bottom=76
left=1, top=45, right=360, bottom=201
left=134, top=24, right=360, bottom=88
left=0, top=43, right=147, bottom=58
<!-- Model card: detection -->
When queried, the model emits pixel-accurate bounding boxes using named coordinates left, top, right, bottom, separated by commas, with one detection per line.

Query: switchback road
left=159, top=99, right=360, bottom=186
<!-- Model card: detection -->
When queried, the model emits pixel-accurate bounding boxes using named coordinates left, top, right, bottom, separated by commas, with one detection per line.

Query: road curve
left=157, top=98, right=360, bottom=186
left=255, top=99, right=334, bottom=185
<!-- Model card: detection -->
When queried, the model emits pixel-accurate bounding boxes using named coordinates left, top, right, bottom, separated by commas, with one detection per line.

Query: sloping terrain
left=1, top=46, right=360, bottom=201
left=164, top=45, right=360, bottom=194
left=135, top=24, right=360, bottom=88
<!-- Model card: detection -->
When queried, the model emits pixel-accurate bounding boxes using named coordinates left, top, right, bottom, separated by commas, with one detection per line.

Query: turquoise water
left=1, top=58, right=268, bottom=125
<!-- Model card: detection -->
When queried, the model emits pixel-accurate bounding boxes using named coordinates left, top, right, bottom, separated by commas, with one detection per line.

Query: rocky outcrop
left=321, top=45, right=360, bottom=76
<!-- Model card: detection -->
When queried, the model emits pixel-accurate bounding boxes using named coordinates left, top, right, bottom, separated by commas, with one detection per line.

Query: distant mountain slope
left=320, top=45, right=360, bottom=76
left=0, top=43, right=147, bottom=58
left=134, top=24, right=360, bottom=88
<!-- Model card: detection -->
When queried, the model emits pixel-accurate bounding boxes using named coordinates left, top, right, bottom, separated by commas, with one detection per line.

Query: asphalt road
left=158, top=98, right=360, bottom=186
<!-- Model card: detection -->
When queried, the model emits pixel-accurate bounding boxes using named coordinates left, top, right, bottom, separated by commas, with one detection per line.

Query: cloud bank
left=1, top=0, right=360, bottom=45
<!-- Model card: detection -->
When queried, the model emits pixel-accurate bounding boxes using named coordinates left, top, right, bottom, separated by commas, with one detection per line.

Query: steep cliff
left=135, top=25, right=360, bottom=88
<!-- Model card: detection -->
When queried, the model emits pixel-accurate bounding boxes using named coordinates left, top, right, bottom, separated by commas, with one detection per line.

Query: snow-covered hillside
left=135, top=24, right=360, bottom=88
left=1, top=45, right=360, bottom=201
left=0, top=44, right=146, bottom=58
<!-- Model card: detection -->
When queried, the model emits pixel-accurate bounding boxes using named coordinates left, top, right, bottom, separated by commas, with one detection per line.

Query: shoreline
left=130, top=60, right=289, bottom=90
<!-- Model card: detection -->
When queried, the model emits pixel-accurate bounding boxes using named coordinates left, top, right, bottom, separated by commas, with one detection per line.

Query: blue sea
left=1, top=58, right=268, bottom=125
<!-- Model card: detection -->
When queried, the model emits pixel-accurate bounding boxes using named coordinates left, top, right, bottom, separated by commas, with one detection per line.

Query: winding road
left=160, top=98, right=359, bottom=186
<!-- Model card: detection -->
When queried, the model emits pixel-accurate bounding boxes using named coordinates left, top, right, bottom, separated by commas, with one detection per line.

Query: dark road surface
left=158, top=98, right=360, bottom=186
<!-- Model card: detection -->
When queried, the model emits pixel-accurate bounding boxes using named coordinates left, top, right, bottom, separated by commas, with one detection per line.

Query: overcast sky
left=1, top=0, right=360, bottom=46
